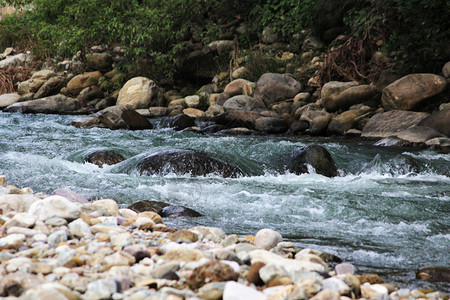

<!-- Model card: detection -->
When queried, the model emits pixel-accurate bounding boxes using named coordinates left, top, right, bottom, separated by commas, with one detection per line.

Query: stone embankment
left=1, top=176, right=449, bottom=299
left=0, top=46, right=448, bottom=151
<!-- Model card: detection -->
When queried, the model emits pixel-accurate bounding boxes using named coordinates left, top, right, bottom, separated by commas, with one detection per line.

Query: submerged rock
left=159, top=114, right=195, bottom=130
left=288, top=145, right=339, bottom=177
left=160, top=205, right=203, bottom=218
left=136, top=150, right=243, bottom=178
left=85, top=150, right=125, bottom=167
left=417, top=266, right=450, bottom=282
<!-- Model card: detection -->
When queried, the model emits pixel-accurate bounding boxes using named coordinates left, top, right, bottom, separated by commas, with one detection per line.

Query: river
left=1, top=112, right=449, bottom=292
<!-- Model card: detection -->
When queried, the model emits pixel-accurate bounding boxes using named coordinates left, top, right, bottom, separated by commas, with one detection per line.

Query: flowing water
left=1, top=112, right=449, bottom=292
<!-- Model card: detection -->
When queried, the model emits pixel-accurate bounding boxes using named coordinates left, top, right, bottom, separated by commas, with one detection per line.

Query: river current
left=1, top=112, right=449, bottom=291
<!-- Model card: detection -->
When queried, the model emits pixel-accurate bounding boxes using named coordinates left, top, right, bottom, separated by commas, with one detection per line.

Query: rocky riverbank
left=0, top=176, right=449, bottom=299
left=0, top=44, right=449, bottom=152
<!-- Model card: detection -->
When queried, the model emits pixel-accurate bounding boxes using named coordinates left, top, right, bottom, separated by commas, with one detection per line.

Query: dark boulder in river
left=159, top=114, right=195, bottom=131
left=136, top=150, right=243, bottom=178
left=417, top=266, right=450, bottom=283
left=85, top=150, right=125, bottom=167
left=71, top=105, right=153, bottom=130
left=160, top=205, right=203, bottom=218
left=128, top=200, right=202, bottom=217
left=288, top=145, right=339, bottom=177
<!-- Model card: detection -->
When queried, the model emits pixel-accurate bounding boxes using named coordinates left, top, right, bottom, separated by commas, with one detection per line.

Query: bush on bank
left=0, top=0, right=448, bottom=83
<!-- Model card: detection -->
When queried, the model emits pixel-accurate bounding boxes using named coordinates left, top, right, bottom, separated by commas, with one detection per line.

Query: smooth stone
left=45, top=217, right=67, bottom=226
left=20, top=282, right=80, bottom=300
left=150, top=261, right=180, bottom=279
left=47, top=229, right=69, bottom=247
left=223, top=281, right=267, bottom=300
left=167, top=229, right=198, bottom=243
left=417, top=266, right=450, bottom=282
left=321, top=81, right=359, bottom=112
left=0, top=194, right=41, bottom=213
left=0, top=233, right=26, bottom=249
left=6, top=227, right=37, bottom=237
left=249, top=249, right=327, bottom=274
left=52, top=188, right=89, bottom=204
left=259, top=264, right=289, bottom=284
left=288, top=145, right=339, bottom=177
left=190, top=226, right=226, bottom=243
left=28, top=195, right=81, bottom=221
left=3, top=212, right=36, bottom=228
left=161, top=248, right=205, bottom=262
left=84, top=150, right=125, bottom=168
left=5, top=94, right=80, bottom=114
left=254, top=228, right=282, bottom=250
left=91, top=199, right=119, bottom=216
left=418, top=108, right=450, bottom=137
left=361, top=283, right=388, bottom=298
left=159, top=114, right=195, bottom=130
left=197, top=282, right=226, bottom=300
left=335, top=263, right=355, bottom=275
left=66, top=71, right=102, bottom=96
left=68, top=218, right=92, bottom=238
left=138, top=211, right=163, bottom=224
left=188, top=260, right=240, bottom=289
left=110, top=232, right=133, bottom=247
left=160, top=205, right=203, bottom=218
left=85, top=278, right=122, bottom=299
left=310, top=289, right=340, bottom=300
left=323, top=277, right=351, bottom=295
left=254, top=73, right=302, bottom=106
left=6, top=257, right=32, bottom=273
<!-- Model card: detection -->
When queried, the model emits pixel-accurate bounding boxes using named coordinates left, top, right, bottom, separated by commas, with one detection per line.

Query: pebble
left=254, top=228, right=282, bottom=250
left=0, top=180, right=446, bottom=300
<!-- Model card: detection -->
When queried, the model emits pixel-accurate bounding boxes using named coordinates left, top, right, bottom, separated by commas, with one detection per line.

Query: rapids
left=1, top=112, right=449, bottom=291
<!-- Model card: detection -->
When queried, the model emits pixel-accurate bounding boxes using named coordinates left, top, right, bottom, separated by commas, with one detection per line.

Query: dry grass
left=0, top=67, right=32, bottom=94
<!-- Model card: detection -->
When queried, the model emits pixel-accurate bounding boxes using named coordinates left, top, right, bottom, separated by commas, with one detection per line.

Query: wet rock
left=4, top=94, right=81, bottom=114
left=128, top=200, right=170, bottom=213
left=393, top=126, right=445, bottom=144
left=136, top=150, right=243, bottom=178
left=215, top=110, right=262, bottom=130
left=0, top=93, right=21, bottom=109
left=117, top=76, right=161, bottom=109
left=160, top=205, right=203, bottom=218
left=188, top=260, right=239, bottom=289
left=254, top=73, right=302, bottom=106
left=288, top=120, right=310, bottom=135
left=223, top=281, right=267, bottom=300
left=321, top=81, right=359, bottom=112
left=159, top=114, right=195, bottom=130
left=254, top=228, right=282, bottom=250
left=418, top=108, right=450, bottom=137
left=255, top=117, right=289, bottom=134
left=84, top=149, right=125, bottom=167
left=148, top=106, right=169, bottom=117
left=85, top=278, right=122, bottom=299
left=417, top=266, right=450, bottom=282
left=288, top=145, right=338, bottom=177
left=382, top=74, right=447, bottom=111
left=361, top=110, right=429, bottom=139
left=327, top=109, right=366, bottom=135
left=52, top=188, right=89, bottom=204
left=71, top=105, right=153, bottom=130
left=28, top=195, right=81, bottom=221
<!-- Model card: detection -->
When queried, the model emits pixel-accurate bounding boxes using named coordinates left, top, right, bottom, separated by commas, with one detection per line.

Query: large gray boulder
left=34, top=76, right=67, bottom=99
left=417, top=109, right=450, bottom=137
left=71, top=105, right=153, bottom=130
left=65, top=71, right=102, bottom=96
left=136, top=150, right=243, bottom=178
left=117, top=77, right=160, bottom=109
left=327, top=85, right=376, bottom=111
left=4, top=94, right=81, bottom=114
left=254, top=73, right=302, bottom=107
left=288, top=145, right=339, bottom=177
left=361, top=110, right=429, bottom=139
left=223, top=95, right=266, bottom=112
left=381, top=74, right=447, bottom=111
